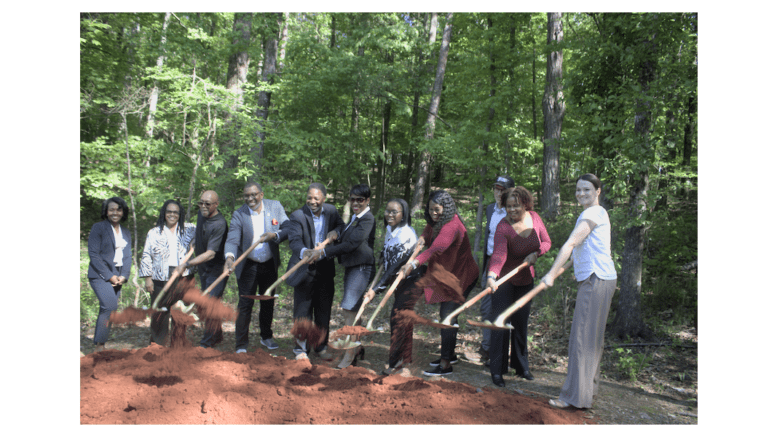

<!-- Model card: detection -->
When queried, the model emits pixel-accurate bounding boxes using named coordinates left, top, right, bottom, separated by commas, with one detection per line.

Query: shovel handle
left=441, top=262, right=530, bottom=325
left=493, top=261, right=572, bottom=326
left=262, top=235, right=335, bottom=298
left=351, top=264, right=384, bottom=324
left=365, top=242, right=424, bottom=329
left=181, top=234, right=270, bottom=313
left=152, top=247, right=195, bottom=310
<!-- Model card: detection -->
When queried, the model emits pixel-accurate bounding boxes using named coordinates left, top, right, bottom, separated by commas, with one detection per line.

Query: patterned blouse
left=374, top=224, right=418, bottom=292
left=139, top=223, right=196, bottom=281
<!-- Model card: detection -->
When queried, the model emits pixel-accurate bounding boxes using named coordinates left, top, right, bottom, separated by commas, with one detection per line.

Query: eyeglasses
left=349, top=197, right=367, bottom=203
left=197, top=201, right=214, bottom=207
left=385, top=210, right=401, bottom=216
left=165, top=210, right=180, bottom=215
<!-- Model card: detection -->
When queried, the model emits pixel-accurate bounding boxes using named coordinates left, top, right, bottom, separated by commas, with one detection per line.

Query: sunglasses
left=349, top=197, right=367, bottom=203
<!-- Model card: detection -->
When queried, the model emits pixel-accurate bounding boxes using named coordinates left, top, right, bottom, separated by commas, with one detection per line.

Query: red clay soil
left=331, top=325, right=371, bottom=338
left=80, top=344, right=589, bottom=424
left=290, top=318, right=327, bottom=348
left=417, top=263, right=465, bottom=303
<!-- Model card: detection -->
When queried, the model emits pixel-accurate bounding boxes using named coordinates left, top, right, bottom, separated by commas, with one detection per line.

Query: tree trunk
left=145, top=12, right=171, bottom=139
left=253, top=13, right=281, bottom=181
left=411, top=12, right=449, bottom=216
left=475, top=16, right=497, bottom=254
left=219, top=12, right=252, bottom=211
left=120, top=112, right=141, bottom=307
left=612, top=29, right=655, bottom=340
left=540, top=13, right=564, bottom=221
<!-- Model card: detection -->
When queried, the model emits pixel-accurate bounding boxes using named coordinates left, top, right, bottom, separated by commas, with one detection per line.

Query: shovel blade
left=328, top=339, right=362, bottom=350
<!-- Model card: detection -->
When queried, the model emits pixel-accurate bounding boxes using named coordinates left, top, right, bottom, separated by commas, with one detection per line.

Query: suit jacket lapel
left=303, top=205, right=315, bottom=248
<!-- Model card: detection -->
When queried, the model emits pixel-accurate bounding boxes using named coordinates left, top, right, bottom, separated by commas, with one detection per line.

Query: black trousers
left=489, top=280, right=533, bottom=376
left=389, top=272, right=476, bottom=368
left=293, top=273, right=335, bottom=352
left=234, top=258, right=278, bottom=350
left=148, top=267, right=191, bottom=346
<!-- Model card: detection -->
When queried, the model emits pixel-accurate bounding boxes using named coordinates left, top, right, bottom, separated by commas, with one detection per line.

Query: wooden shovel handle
left=441, top=262, right=529, bottom=325
left=152, top=247, right=195, bottom=310
left=352, top=264, right=384, bottom=323
left=365, top=242, right=424, bottom=329
left=180, top=235, right=271, bottom=313
left=493, top=261, right=572, bottom=326
left=262, top=235, right=336, bottom=297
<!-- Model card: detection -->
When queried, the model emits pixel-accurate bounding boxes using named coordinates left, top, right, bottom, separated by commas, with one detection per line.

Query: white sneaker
left=236, top=348, right=247, bottom=354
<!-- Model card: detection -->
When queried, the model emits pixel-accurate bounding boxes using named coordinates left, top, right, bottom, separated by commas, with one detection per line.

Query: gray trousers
left=559, top=274, right=617, bottom=408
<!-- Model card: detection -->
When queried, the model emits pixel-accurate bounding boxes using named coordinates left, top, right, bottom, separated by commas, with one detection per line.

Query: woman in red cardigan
left=485, top=186, right=551, bottom=387
left=399, top=190, right=479, bottom=376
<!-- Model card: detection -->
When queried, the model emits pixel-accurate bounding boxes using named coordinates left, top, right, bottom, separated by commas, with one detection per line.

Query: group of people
left=86, top=173, right=617, bottom=410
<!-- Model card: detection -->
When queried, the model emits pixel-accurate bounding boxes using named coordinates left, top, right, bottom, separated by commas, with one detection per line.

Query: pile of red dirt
left=80, top=344, right=590, bottom=424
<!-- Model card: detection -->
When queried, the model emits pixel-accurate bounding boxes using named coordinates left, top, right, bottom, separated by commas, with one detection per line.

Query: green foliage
left=614, top=347, right=652, bottom=381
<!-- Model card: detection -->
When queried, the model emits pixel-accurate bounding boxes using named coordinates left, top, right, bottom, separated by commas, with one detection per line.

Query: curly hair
left=424, top=190, right=458, bottom=243
left=500, top=186, right=534, bottom=212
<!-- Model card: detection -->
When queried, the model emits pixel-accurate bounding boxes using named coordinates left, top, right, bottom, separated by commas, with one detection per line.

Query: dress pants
left=235, top=258, right=278, bottom=350
left=292, top=272, right=335, bottom=353
left=199, top=267, right=228, bottom=348
left=489, top=280, right=533, bottom=377
left=479, top=255, right=493, bottom=353
left=90, top=278, right=122, bottom=345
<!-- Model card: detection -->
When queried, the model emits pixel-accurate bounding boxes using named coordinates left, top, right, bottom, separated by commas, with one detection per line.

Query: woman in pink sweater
left=485, top=186, right=551, bottom=387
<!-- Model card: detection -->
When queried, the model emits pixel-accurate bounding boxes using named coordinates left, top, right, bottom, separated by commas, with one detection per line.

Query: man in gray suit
left=224, top=181, right=290, bottom=353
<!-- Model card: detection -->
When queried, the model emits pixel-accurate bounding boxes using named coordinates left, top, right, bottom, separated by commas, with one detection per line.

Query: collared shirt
left=344, top=206, right=370, bottom=232
left=249, top=202, right=273, bottom=263
left=163, top=224, right=180, bottom=267
left=301, top=205, right=327, bottom=259
left=486, top=205, right=507, bottom=256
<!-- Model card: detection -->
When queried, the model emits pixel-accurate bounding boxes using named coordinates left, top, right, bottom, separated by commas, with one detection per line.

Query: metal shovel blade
left=430, top=319, right=459, bottom=329
left=240, top=294, right=276, bottom=300
left=466, top=319, right=512, bottom=330
left=328, top=338, right=362, bottom=350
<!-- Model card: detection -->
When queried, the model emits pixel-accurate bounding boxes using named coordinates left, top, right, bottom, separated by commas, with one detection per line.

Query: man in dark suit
left=281, top=182, right=345, bottom=360
left=175, top=190, right=229, bottom=348
left=224, top=181, right=289, bottom=353
left=480, top=175, right=515, bottom=365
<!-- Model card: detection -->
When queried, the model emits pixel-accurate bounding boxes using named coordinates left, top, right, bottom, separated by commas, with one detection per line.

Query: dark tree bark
left=612, top=26, right=655, bottom=340
left=219, top=12, right=252, bottom=211
left=252, top=13, right=282, bottom=181
left=540, top=12, right=564, bottom=220
left=145, top=12, right=171, bottom=139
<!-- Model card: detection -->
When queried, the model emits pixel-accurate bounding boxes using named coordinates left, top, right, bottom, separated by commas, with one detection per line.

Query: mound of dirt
left=80, top=344, right=590, bottom=424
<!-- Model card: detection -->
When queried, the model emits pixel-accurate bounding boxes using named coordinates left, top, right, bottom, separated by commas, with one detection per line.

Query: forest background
left=79, top=10, right=697, bottom=341
left=21, top=3, right=766, bottom=431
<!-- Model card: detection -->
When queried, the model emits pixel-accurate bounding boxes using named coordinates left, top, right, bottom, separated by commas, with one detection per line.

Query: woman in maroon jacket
left=399, top=190, right=479, bottom=377
left=485, top=186, right=551, bottom=387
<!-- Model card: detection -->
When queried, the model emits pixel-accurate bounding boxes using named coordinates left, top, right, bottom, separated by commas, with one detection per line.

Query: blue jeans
left=341, top=264, right=375, bottom=311
left=199, top=268, right=228, bottom=348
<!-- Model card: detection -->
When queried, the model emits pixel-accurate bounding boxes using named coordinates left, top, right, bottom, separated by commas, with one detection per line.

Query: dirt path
left=81, top=293, right=698, bottom=424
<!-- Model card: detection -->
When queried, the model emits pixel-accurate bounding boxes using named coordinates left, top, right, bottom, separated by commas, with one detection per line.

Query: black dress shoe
left=518, top=370, right=534, bottom=380
left=491, top=374, right=506, bottom=387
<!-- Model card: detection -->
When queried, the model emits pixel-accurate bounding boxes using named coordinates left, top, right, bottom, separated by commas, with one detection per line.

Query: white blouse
left=572, top=206, right=617, bottom=281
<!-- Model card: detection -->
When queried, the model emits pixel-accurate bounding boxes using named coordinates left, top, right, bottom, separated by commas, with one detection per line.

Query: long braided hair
left=155, top=199, right=187, bottom=236
left=424, top=190, right=458, bottom=244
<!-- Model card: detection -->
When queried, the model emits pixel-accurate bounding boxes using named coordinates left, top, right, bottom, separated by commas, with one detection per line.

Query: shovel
left=151, top=247, right=196, bottom=311
left=180, top=234, right=271, bottom=314
left=248, top=235, right=336, bottom=301
left=363, top=242, right=425, bottom=332
left=329, top=264, right=385, bottom=350
left=467, top=261, right=572, bottom=330
left=432, top=262, right=530, bottom=328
